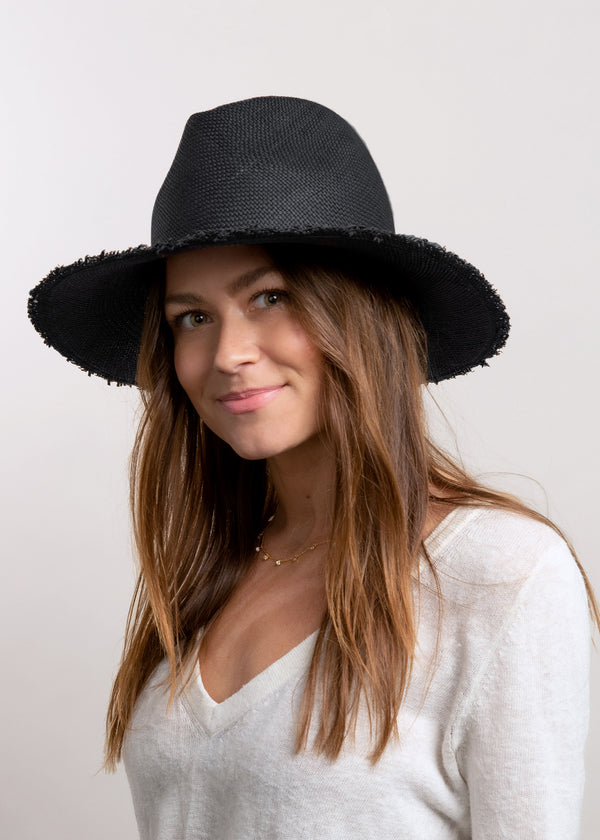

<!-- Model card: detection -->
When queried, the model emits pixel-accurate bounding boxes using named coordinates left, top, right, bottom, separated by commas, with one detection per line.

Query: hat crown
left=151, top=96, right=395, bottom=244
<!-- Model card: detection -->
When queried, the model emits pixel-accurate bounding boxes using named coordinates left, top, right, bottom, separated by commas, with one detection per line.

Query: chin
left=226, top=430, right=324, bottom=462
left=227, top=439, right=290, bottom=461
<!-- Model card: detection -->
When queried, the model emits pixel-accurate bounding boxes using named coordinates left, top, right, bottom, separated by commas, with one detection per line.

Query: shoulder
left=420, top=504, right=587, bottom=612
left=417, top=506, right=591, bottom=728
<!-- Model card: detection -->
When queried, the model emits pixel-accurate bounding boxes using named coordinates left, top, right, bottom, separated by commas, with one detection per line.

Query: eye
left=172, top=310, right=211, bottom=329
left=252, top=289, right=289, bottom=309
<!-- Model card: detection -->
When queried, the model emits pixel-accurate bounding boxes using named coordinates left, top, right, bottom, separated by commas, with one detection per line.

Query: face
left=164, top=244, right=324, bottom=461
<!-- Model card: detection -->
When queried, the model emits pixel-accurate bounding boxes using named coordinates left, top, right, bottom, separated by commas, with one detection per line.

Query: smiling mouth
left=218, top=386, right=284, bottom=414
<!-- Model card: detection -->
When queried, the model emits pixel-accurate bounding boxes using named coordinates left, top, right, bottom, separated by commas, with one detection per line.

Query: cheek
left=304, top=344, right=324, bottom=393
left=172, top=342, right=209, bottom=397
left=274, top=322, right=324, bottom=390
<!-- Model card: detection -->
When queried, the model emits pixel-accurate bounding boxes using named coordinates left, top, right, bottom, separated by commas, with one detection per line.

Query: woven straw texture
left=28, top=96, right=510, bottom=386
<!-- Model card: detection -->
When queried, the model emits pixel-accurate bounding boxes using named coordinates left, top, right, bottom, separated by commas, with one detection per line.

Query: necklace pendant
left=275, top=560, right=281, bottom=566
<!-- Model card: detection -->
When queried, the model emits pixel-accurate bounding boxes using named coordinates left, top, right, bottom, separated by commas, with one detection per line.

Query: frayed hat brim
left=28, top=226, right=510, bottom=386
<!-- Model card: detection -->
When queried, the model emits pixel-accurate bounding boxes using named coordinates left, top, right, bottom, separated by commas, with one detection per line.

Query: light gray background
left=2, top=0, right=598, bottom=837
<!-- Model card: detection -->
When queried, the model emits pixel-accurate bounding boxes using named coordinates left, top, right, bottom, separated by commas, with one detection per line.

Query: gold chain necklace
left=255, top=514, right=329, bottom=566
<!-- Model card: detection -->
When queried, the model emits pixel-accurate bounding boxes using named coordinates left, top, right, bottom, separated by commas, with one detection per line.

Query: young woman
left=28, top=96, right=598, bottom=839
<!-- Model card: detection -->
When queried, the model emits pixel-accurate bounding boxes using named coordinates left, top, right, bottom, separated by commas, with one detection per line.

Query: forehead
left=165, top=244, right=276, bottom=292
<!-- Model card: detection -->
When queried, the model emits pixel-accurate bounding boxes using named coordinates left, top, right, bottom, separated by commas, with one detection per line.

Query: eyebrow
left=164, top=265, right=279, bottom=307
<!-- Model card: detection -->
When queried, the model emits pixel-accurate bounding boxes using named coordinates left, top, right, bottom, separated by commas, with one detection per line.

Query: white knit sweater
left=123, top=505, right=591, bottom=839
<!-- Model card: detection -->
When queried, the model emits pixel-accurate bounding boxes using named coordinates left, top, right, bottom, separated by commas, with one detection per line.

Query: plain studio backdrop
left=2, top=1, right=598, bottom=837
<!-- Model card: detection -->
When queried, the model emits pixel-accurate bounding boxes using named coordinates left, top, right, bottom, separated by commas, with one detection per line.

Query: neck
left=265, top=434, right=335, bottom=547
left=263, top=437, right=452, bottom=550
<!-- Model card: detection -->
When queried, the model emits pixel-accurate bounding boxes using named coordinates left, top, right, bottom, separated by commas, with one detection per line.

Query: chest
left=198, top=557, right=327, bottom=703
left=125, top=647, right=469, bottom=840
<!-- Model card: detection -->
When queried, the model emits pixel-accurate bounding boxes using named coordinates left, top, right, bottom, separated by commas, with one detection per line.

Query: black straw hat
left=28, top=95, right=509, bottom=385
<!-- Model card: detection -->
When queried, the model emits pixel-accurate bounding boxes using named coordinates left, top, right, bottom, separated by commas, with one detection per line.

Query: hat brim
left=27, top=227, right=510, bottom=386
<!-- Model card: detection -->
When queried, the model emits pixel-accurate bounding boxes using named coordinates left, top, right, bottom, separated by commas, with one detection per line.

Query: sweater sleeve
left=453, top=539, right=591, bottom=840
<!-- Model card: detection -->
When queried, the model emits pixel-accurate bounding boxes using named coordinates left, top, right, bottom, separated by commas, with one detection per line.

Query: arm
left=454, top=540, right=591, bottom=839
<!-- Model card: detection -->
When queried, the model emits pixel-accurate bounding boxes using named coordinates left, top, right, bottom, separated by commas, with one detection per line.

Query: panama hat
left=27, top=95, right=509, bottom=385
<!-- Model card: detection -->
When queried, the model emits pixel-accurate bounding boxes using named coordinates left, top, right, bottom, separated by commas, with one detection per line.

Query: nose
left=213, top=314, right=261, bottom=373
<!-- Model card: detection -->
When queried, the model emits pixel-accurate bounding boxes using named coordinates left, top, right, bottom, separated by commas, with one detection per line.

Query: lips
left=218, top=386, right=284, bottom=414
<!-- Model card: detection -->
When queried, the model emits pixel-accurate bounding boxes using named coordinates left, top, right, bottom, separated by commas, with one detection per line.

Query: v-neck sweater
left=123, top=505, right=591, bottom=839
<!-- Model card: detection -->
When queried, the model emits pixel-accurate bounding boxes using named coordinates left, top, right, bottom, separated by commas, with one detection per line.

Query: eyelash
left=170, top=288, right=289, bottom=329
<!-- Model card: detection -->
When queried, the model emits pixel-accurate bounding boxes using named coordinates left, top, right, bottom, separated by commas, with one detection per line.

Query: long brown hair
left=104, top=244, right=599, bottom=770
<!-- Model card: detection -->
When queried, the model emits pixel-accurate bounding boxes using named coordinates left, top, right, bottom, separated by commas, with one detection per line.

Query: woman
left=28, top=96, right=598, bottom=839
